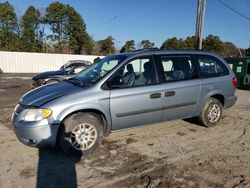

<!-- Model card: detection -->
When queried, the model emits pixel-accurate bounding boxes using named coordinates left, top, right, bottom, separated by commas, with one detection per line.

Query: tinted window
left=107, top=56, right=156, bottom=88
left=159, top=56, right=196, bottom=82
left=197, top=55, right=229, bottom=76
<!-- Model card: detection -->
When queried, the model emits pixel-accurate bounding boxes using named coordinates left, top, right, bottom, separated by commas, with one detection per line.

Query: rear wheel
left=59, top=112, right=103, bottom=156
left=198, top=97, right=223, bottom=127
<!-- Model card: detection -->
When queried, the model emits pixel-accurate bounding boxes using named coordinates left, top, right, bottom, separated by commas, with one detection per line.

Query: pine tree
left=120, top=40, right=135, bottom=52
left=45, top=2, right=67, bottom=51
left=139, top=40, right=154, bottom=49
left=161, top=37, right=186, bottom=50
left=203, top=34, right=223, bottom=55
left=65, top=5, right=93, bottom=54
left=20, top=6, right=41, bottom=52
left=0, top=1, right=18, bottom=51
left=99, top=36, right=115, bottom=55
left=45, top=2, right=93, bottom=54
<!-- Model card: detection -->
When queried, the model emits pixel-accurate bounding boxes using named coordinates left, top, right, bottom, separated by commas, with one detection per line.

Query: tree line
left=121, top=35, right=250, bottom=57
left=0, top=1, right=249, bottom=57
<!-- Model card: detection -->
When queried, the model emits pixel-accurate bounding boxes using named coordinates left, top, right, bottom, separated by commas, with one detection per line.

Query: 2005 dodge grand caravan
left=12, top=50, right=237, bottom=155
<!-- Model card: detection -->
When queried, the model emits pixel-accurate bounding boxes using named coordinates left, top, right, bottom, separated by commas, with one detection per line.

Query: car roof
left=120, top=49, right=221, bottom=59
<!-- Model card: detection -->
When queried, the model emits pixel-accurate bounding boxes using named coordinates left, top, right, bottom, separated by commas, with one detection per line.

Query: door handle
left=165, top=91, right=175, bottom=97
left=150, top=93, right=161, bottom=99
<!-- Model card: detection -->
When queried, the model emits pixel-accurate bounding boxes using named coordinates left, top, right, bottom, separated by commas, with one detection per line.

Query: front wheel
left=59, top=112, right=103, bottom=156
left=198, top=97, right=223, bottom=127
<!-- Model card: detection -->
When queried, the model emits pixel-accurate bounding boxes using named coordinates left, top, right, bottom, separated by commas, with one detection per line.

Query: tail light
left=232, top=77, right=237, bottom=89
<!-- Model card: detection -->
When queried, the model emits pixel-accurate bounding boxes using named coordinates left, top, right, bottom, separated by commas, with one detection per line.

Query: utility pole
left=195, top=0, right=201, bottom=49
left=195, top=0, right=207, bottom=50
left=199, top=0, right=206, bottom=50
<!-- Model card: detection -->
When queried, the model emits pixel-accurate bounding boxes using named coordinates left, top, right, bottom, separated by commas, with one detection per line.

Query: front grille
left=12, top=104, right=26, bottom=122
left=14, top=104, right=24, bottom=115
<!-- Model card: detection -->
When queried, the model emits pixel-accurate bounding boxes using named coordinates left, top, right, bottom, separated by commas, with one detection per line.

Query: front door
left=108, top=56, right=163, bottom=130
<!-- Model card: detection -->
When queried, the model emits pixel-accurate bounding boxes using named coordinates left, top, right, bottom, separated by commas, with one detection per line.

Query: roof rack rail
left=132, top=47, right=159, bottom=52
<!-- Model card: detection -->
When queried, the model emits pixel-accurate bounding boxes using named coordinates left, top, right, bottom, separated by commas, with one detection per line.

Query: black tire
left=198, top=97, right=223, bottom=127
left=59, top=112, right=103, bottom=156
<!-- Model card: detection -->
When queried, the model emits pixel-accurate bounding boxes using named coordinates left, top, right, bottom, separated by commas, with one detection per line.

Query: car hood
left=20, top=81, right=82, bottom=106
left=33, top=70, right=64, bottom=80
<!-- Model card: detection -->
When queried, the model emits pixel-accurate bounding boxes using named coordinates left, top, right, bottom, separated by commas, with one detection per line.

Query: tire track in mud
left=78, top=138, right=220, bottom=187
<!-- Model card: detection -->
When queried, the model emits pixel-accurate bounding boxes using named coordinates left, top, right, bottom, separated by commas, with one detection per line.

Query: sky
left=6, top=0, right=250, bottom=49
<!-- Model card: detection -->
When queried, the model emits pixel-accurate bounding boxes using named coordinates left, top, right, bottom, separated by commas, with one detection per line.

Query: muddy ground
left=0, top=75, right=250, bottom=188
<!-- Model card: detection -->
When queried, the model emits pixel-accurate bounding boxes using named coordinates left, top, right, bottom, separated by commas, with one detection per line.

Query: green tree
left=203, top=34, right=223, bottom=55
left=99, top=36, right=115, bottom=55
left=0, top=1, right=19, bottom=51
left=120, top=40, right=135, bottom=52
left=45, top=2, right=93, bottom=54
left=160, top=37, right=186, bottom=50
left=222, top=42, right=239, bottom=57
left=184, top=36, right=196, bottom=50
left=20, top=6, right=41, bottom=52
left=65, top=5, right=93, bottom=54
left=45, top=2, right=67, bottom=49
left=139, top=39, right=154, bottom=49
left=82, top=33, right=94, bottom=54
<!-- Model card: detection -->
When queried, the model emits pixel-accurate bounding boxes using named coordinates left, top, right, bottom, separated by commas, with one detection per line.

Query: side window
left=197, top=55, right=229, bottom=76
left=159, top=56, right=195, bottom=82
left=107, top=57, right=156, bottom=88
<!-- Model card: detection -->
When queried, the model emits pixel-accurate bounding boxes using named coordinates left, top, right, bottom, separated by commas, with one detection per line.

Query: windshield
left=73, top=55, right=127, bottom=85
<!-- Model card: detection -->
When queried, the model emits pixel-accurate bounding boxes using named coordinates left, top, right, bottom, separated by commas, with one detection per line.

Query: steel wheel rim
left=207, top=104, right=221, bottom=123
left=70, top=123, right=97, bottom=151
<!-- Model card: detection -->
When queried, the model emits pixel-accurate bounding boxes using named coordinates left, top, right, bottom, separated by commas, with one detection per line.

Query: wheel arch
left=195, top=91, right=225, bottom=116
left=58, top=108, right=111, bottom=136
left=209, top=94, right=225, bottom=106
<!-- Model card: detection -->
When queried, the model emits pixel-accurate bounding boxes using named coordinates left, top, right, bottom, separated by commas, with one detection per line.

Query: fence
left=0, top=51, right=102, bottom=73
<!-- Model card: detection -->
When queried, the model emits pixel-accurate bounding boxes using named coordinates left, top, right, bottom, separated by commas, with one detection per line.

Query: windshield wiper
left=68, top=77, right=83, bottom=85
left=63, top=77, right=87, bottom=87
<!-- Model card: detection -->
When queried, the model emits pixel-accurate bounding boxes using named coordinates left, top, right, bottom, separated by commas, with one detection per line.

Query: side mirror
left=106, top=78, right=123, bottom=89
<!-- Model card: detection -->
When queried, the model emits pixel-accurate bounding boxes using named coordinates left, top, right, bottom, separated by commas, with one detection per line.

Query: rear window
left=196, top=55, right=229, bottom=77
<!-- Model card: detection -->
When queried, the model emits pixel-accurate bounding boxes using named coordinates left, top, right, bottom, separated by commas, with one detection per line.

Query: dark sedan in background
left=32, top=60, right=90, bottom=88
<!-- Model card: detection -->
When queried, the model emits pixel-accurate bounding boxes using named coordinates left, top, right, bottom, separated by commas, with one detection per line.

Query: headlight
left=20, top=108, right=52, bottom=121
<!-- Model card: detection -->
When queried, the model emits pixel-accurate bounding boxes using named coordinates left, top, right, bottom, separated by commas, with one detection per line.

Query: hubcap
left=70, top=123, right=97, bottom=151
left=207, top=104, right=221, bottom=123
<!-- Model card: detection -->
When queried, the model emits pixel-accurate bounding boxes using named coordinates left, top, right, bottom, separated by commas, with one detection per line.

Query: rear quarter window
left=196, top=55, right=229, bottom=77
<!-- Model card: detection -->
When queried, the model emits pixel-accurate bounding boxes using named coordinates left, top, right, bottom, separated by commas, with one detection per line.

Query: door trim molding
left=116, top=101, right=196, bottom=117
left=163, top=101, right=196, bottom=110
left=116, top=107, right=162, bottom=117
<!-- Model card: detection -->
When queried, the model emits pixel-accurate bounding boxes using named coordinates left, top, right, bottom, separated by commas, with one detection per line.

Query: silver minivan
left=12, top=50, right=237, bottom=155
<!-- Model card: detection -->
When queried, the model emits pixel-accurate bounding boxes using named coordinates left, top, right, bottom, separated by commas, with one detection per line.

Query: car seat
left=122, top=64, right=136, bottom=86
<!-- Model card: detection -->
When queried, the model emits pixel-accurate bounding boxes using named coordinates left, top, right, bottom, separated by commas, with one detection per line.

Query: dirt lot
left=0, top=75, right=250, bottom=188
